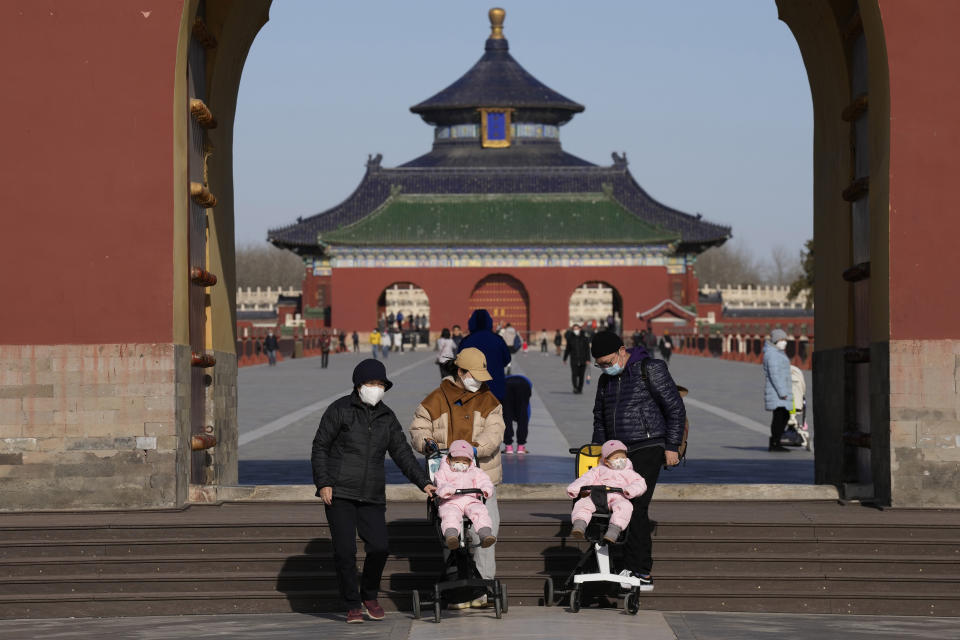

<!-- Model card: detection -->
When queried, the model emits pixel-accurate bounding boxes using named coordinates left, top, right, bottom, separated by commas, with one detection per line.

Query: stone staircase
left=0, top=500, right=958, bottom=619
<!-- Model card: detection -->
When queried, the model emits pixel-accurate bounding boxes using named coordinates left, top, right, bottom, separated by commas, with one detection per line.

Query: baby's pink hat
left=601, top=440, right=627, bottom=459
left=448, top=440, right=474, bottom=459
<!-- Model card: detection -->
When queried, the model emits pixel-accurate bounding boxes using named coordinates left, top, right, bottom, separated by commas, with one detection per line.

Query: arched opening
left=469, top=274, right=530, bottom=339
left=376, top=282, right=430, bottom=348
left=568, top=281, right=623, bottom=333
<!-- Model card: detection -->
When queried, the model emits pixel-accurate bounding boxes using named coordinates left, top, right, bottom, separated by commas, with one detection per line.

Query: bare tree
left=766, top=244, right=802, bottom=285
left=694, top=240, right=764, bottom=286
left=235, top=242, right=305, bottom=289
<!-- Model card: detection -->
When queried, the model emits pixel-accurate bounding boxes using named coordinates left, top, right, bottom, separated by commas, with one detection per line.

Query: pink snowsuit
left=567, top=456, right=647, bottom=531
left=434, top=443, right=495, bottom=535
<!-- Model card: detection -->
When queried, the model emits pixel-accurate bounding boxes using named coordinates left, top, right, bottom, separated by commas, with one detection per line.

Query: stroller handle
left=455, top=488, right=484, bottom=496
left=580, top=485, right=624, bottom=494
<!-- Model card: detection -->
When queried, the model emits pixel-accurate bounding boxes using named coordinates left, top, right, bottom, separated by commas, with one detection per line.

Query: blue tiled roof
left=410, top=37, right=584, bottom=126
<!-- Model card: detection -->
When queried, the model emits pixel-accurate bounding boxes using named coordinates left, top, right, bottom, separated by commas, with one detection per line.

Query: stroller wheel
left=569, top=587, right=581, bottom=613
left=543, top=577, right=554, bottom=607
left=501, top=582, right=509, bottom=614
left=434, top=598, right=441, bottom=623
left=411, top=590, right=420, bottom=619
left=625, top=589, right=640, bottom=615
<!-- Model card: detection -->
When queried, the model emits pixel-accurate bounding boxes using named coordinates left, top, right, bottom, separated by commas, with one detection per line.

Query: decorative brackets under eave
left=190, top=182, right=217, bottom=208
left=190, top=99, right=217, bottom=129
left=190, top=267, right=218, bottom=287
left=191, top=353, right=217, bottom=368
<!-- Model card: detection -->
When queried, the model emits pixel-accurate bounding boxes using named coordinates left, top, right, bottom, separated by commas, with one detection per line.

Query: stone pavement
left=238, top=349, right=814, bottom=486
left=2, top=609, right=958, bottom=639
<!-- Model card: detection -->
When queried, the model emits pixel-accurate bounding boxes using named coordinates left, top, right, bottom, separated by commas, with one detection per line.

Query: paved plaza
left=2, top=609, right=958, bottom=640
left=238, top=349, right=814, bottom=486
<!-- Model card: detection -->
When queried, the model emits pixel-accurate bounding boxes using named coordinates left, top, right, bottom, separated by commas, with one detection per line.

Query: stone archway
left=469, top=274, right=530, bottom=339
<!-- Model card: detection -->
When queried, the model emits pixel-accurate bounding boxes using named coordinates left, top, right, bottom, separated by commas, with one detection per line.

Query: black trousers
left=570, top=362, right=587, bottom=392
left=502, top=381, right=532, bottom=446
left=624, top=446, right=664, bottom=575
left=661, top=348, right=672, bottom=363
left=321, top=351, right=330, bottom=368
left=770, top=407, right=790, bottom=443
left=325, top=499, right=389, bottom=609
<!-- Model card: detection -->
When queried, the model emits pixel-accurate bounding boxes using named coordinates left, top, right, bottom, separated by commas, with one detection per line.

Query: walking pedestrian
left=264, top=330, right=279, bottom=367
left=380, top=330, right=391, bottom=359
left=451, top=325, right=464, bottom=349
left=658, top=331, right=674, bottom=364
left=644, top=329, right=657, bottom=355
left=539, top=329, right=549, bottom=354
left=312, top=359, right=437, bottom=623
left=763, top=329, right=794, bottom=452
left=436, top=328, right=457, bottom=379
left=502, top=374, right=532, bottom=455
left=409, top=348, right=505, bottom=608
left=352, top=331, right=359, bottom=353
left=320, top=330, right=332, bottom=369
left=563, top=323, right=591, bottom=394
left=369, top=328, right=381, bottom=360
left=554, top=329, right=563, bottom=356
left=458, top=309, right=511, bottom=402
left=590, top=331, right=684, bottom=593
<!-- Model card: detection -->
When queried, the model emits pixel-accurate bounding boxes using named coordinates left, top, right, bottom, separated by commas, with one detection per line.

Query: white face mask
left=450, top=461, right=469, bottom=473
left=359, top=385, right=385, bottom=406
left=775, top=340, right=788, bottom=351
left=607, top=457, right=628, bottom=470
left=462, top=376, right=481, bottom=393
left=573, top=329, right=581, bottom=336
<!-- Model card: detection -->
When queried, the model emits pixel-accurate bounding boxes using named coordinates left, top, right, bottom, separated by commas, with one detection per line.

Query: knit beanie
left=448, top=440, right=474, bottom=459
left=352, top=359, right=393, bottom=391
left=591, top=331, right=624, bottom=359
left=770, top=329, right=788, bottom=343
left=601, top=439, right=627, bottom=460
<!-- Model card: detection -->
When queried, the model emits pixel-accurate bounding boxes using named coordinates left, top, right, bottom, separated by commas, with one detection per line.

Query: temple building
left=268, top=8, right=730, bottom=336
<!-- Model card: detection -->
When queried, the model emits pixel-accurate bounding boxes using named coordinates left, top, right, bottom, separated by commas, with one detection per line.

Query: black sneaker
left=633, top=573, right=654, bottom=592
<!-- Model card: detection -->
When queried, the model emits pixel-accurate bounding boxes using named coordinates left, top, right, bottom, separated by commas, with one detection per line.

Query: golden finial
left=489, top=8, right=505, bottom=39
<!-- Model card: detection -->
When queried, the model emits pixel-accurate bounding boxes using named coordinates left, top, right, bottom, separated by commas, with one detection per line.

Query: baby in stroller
left=434, top=440, right=497, bottom=550
left=567, top=440, right=647, bottom=543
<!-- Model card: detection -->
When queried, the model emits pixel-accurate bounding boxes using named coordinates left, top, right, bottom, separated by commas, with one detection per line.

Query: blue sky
left=233, top=1, right=812, bottom=255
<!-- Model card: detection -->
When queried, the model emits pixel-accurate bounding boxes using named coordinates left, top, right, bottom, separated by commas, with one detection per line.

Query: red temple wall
left=880, top=0, right=960, bottom=340
left=330, top=265, right=674, bottom=334
left=0, top=1, right=183, bottom=345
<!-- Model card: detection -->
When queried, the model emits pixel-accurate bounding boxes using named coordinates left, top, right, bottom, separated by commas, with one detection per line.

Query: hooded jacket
left=458, top=310, right=511, bottom=401
left=311, top=392, right=430, bottom=503
left=410, top=377, right=506, bottom=484
left=434, top=440, right=496, bottom=501
left=762, top=341, right=793, bottom=411
left=566, top=454, right=648, bottom=500
left=591, top=347, right=686, bottom=451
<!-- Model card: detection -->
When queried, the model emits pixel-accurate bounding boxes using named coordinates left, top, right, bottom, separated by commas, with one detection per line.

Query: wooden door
left=468, top=275, right=529, bottom=338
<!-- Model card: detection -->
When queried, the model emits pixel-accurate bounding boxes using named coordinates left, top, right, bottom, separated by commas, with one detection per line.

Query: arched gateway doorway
left=185, top=2, right=911, bottom=505
left=569, top=282, right=623, bottom=332
left=469, top=274, right=529, bottom=338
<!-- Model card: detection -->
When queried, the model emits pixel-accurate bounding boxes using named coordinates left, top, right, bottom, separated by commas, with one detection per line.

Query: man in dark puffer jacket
left=590, top=332, right=685, bottom=593
left=312, top=359, right=436, bottom=623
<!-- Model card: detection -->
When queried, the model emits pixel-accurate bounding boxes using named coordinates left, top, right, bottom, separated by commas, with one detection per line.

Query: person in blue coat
left=762, top=328, right=794, bottom=452
left=458, top=309, right=511, bottom=401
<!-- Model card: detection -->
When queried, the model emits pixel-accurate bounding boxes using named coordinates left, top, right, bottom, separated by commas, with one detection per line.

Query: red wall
left=330, top=266, right=673, bottom=335
left=881, top=0, right=960, bottom=339
left=0, top=2, right=183, bottom=344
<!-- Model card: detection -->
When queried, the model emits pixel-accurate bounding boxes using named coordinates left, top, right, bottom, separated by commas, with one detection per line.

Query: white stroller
left=783, top=365, right=811, bottom=450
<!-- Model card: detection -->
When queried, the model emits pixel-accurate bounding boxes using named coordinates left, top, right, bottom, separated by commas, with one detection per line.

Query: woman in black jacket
left=311, top=359, right=436, bottom=624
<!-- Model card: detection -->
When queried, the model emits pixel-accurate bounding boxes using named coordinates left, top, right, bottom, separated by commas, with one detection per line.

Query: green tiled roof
left=317, top=193, right=679, bottom=247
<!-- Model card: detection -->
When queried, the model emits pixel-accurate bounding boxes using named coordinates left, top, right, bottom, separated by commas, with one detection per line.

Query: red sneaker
left=346, top=609, right=364, bottom=624
left=363, top=599, right=385, bottom=620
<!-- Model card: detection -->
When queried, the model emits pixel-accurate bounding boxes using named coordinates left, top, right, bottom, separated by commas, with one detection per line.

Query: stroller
left=543, top=444, right=645, bottom=615
left=410, top=443, right=508, bottom=623
left=782, top=365, right=811, bottom=450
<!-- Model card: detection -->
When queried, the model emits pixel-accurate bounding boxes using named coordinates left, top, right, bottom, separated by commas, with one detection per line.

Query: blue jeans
left=371, top=346, right=379, bottom=359
left=266, top=349, right=276, bottom=366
